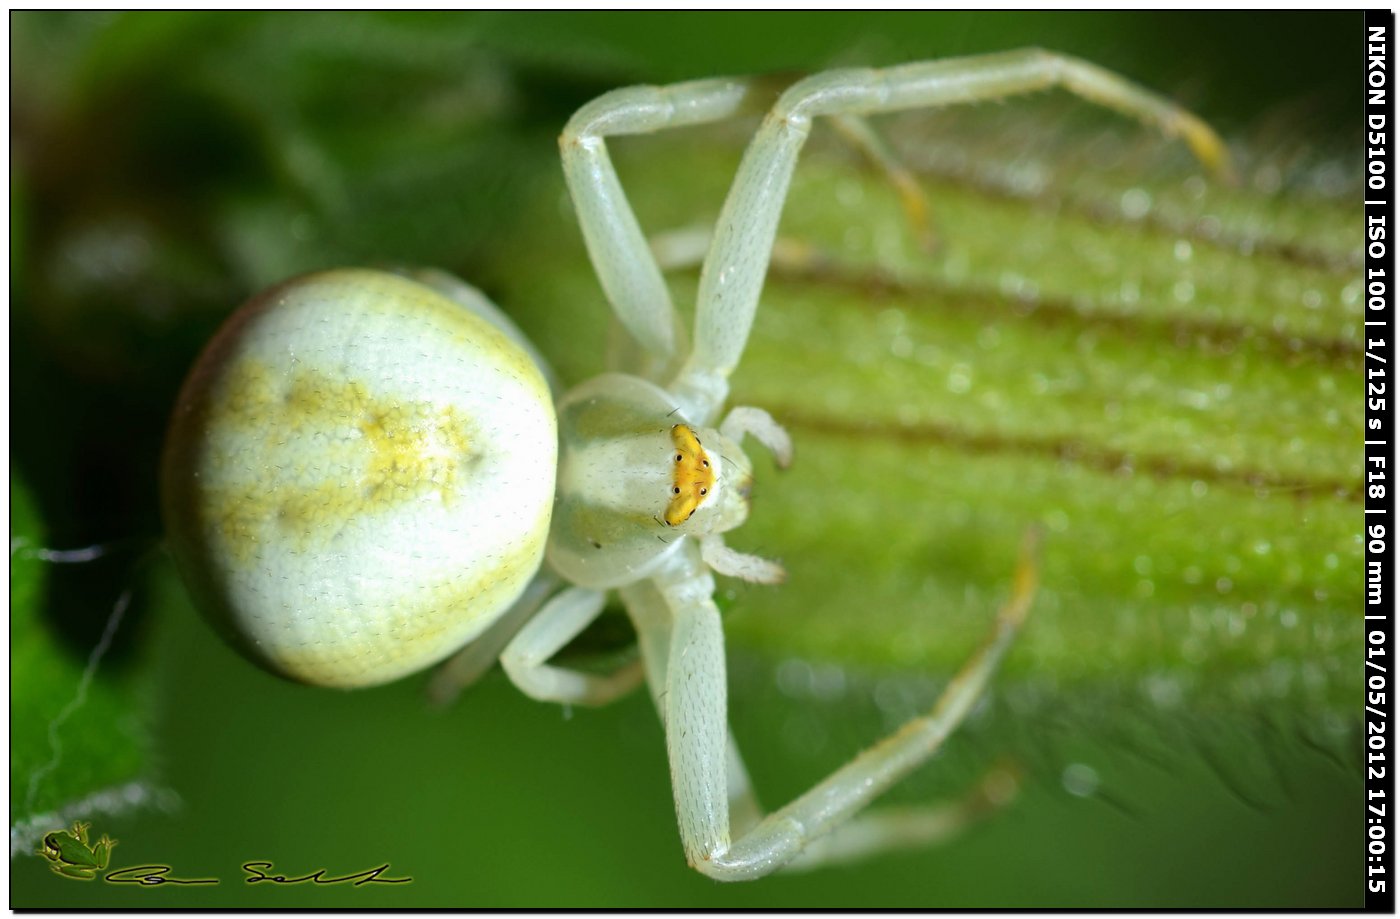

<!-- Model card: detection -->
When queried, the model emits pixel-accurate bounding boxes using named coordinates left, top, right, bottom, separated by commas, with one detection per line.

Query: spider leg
left=671, top=49, right=1231, bottom=423
left=828, top=113, right=939, bottom=253
left=639, top=533, right=1037, bottom=880
left=500, top=586, right=643, bottom=706
left=647, top=110, right=932, bottom=279
left=560, top=78, right=771, bottom=374
left=780, top=760, right=1023, bottom=873
left=621, top=579, right=765, bottom=836
left=719, top=405, right=793, bottom=469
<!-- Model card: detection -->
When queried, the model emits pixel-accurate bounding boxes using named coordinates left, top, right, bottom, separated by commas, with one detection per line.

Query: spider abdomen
left=161, top=268, right=556, bottom=688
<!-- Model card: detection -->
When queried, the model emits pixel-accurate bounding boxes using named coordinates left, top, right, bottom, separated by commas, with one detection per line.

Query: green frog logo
left=38, top=821, right=116, bottom=881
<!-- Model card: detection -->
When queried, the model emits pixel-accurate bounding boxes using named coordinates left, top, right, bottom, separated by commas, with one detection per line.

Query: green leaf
left=9, top=471, right=155, bottom=837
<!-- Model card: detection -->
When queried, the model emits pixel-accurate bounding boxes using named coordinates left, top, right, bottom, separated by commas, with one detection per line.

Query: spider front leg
left=560, top=77, right=769, bottom=380
left=639, top=535, right=1038, bottom=881
left=622, top=579, right=766, bottom=836
left=561, top=79, right=922, bottom=394
left=669, top=49, right=1231, bottom=423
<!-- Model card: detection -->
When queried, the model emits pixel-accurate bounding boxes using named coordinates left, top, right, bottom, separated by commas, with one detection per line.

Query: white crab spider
left=161, top=50, right=1227, bottom=880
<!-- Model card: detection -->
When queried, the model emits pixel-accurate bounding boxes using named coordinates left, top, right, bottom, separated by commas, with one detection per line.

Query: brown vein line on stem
left=1071, top=196, right=1361, bottom=276
left=760, top=407, right=1361, bottom=504
left=905, top=168, right=1358, bottom=275
left=765, top=263, right=1361, bottom=367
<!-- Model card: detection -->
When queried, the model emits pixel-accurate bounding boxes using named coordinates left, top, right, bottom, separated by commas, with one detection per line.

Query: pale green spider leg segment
left=624, top=546, right=1030, bottom=874
left=672, top=48, right=1233, bottom=422
left=645, top=533, right=1038, bottom=880
left=561, top=81, right=939, bottom=418
left=645, top=111, right=937, bottom=274
left=560, top=79, right=906, bottom=396
left=718, top=406, right=793, bottom=469
left=827, top=112, right=938, bottom=252
left=781, top=763, right=1023, bottom=872
left=500, top=585, right=644, bottom=706
left=560, top=78, right=760, bottom=377
left=621, top=579, right=765, bottom=837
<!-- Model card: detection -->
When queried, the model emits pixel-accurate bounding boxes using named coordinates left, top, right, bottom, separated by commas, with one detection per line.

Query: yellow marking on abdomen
left=202, top=359, right=477, bottom=562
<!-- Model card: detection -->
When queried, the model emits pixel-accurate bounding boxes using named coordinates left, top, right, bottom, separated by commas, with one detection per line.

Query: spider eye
left=665, top=423, right=717, bottom=526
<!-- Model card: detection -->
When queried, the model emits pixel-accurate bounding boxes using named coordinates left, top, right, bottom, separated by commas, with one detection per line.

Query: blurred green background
left=11, top=11, right=1363, bottom=907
